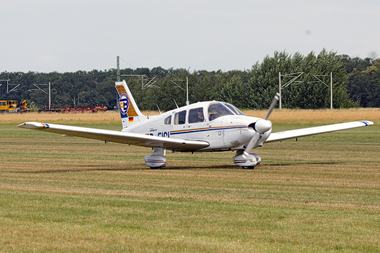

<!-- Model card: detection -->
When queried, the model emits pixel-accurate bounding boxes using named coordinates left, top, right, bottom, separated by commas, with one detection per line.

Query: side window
left=164, top=115, right=171, bottom=125
left=174, top=110, right=186, bottom=125
left=188, top=107, right=204, bottom=123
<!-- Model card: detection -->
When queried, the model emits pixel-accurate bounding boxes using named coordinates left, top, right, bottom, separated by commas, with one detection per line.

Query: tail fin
left=115, top=80, right=146, bottom=129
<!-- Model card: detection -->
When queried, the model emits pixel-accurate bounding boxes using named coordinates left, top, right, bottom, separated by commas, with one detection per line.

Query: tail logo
left=119, top=93, right=130, bottom=116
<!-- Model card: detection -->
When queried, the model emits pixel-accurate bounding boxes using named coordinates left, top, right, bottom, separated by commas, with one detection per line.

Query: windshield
left=225, top=103, right=245, bottom=115
left=208, top=103, right=234, bottom=121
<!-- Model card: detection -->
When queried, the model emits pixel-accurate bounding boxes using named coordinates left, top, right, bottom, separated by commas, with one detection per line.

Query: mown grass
left=0, top=109, right=379, bottom=252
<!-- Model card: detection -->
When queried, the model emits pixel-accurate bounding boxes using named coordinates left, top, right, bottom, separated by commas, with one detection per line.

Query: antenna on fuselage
left=156, top=104, right=162, bottom=114
left=173, top=99, right=179, bottom=108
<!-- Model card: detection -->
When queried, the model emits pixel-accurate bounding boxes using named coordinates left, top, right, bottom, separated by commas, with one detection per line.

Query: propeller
left=244, top=92, right=280, bottom=154
left=265, top=93, right=280, bottom=120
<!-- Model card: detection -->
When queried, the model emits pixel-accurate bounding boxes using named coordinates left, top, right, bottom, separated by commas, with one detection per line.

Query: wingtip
left=17, top=122, right=45, bottom=129
left=17, top=122, right=30, bottom=128
left=360, top=120, right=374, bottom=126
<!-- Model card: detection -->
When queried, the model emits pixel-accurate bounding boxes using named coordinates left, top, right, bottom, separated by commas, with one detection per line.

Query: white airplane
left=18, top=80, right=374, bottom=169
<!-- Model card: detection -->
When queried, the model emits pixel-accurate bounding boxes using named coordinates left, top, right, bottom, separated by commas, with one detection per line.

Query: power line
left=119, top=57, right=136, bottom=69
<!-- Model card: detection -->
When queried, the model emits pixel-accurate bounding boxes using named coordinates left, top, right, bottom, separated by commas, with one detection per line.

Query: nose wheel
left=145, top=148, right=167, bottom=169
left=233, top=150, right=261, bottom=169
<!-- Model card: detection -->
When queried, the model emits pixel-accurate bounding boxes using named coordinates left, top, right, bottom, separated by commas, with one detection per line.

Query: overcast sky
left=1, top=0, right=379, bottom=73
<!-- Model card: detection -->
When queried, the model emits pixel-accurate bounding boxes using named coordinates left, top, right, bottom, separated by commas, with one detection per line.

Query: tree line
left=1, top=49, right=379, bottom=111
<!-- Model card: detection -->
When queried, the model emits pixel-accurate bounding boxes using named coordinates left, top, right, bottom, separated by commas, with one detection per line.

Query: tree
left=347, top=59, right=380, bottom=107
left=1, top=50, right=378, bottom=110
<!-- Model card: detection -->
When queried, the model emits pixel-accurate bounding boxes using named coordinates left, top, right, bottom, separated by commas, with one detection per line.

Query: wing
left=265, top=120, right=374, bottom=143
left=17, top=122, right=209, bottom=151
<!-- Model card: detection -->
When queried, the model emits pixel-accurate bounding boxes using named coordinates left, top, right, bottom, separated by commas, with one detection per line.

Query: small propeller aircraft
left=18, top=80, right=374, bottom=169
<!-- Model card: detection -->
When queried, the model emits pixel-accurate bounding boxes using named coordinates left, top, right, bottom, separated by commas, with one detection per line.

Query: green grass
left=0, top=120, right=379, bottom=252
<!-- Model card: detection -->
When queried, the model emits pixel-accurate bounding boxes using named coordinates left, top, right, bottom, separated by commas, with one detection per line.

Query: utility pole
left=186, top=76, right=189, bottom=106
left=29, top=83, right=51, bottom=110
left=278, top=72, right=304, bottom=110
left=0, top=79, right=19, bottom=94
left=279, top=72, right=281, bottom=110
left=0, top=72, right=10, bottom=92
left=49, top=82, right=51, bottom=110
left=0, top=72, right=17, bottom=94
left=330, top=72, right=333, bottom=109
left=171, top=76, right=189, bottom=106
left=0, top=78, right=10, bottom=94
left=117, top=56, right=120, bottom=82
left=0, top=78, right=10, bottom=93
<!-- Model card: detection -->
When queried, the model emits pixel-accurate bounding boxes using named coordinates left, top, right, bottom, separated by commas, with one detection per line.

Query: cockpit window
left=225, top=103, right=245, bottom=115
left=208, top=103, right=234, bottom=121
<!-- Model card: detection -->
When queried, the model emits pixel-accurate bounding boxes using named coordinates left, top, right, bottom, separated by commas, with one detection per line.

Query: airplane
left=18, top=80, right=374, bottom=169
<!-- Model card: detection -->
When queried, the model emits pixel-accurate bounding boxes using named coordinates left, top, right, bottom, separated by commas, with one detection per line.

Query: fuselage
left=123, top=101, right=271, bottom=152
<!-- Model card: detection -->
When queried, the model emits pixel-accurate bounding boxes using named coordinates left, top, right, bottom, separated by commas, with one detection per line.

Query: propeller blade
left=265, top=92, right=280, bottom=120
left=244, top=132, right=261, bottom=154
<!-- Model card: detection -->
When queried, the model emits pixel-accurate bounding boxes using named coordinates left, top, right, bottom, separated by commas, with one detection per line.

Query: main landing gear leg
left=145, top=147, right=167, bottom=169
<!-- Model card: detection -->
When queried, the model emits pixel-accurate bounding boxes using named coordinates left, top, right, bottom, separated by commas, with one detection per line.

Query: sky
left=1, top=0, right=379, bottom=73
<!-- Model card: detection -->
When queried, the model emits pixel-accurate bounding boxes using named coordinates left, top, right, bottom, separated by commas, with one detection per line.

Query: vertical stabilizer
left=115, top=80, right=146, bottom=129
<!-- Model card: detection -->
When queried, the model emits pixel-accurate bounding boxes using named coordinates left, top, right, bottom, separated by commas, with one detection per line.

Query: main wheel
left=242, top=166, right=255, bottom=169
left=150, top=167, right=161, bottom=170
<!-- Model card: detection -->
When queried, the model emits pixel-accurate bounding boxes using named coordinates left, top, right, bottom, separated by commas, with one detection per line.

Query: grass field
left=0, top=109, right=379, bottom=252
